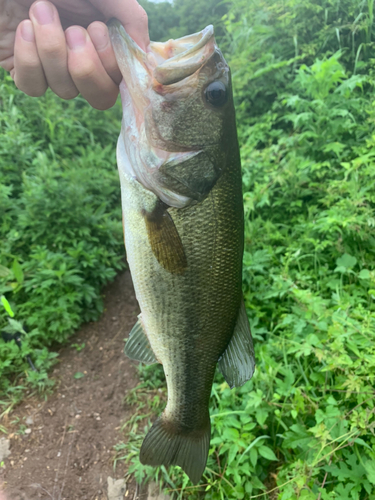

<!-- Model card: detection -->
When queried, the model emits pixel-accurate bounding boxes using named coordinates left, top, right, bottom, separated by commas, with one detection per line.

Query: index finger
left=88, top=0, right=149, bottom=51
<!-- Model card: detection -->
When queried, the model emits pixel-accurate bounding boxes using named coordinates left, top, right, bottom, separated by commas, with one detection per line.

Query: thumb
left=89, top=0, right=150, bottom=51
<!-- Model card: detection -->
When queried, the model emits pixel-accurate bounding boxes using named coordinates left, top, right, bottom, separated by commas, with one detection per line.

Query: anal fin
left=125, top=314, right=158, bottom=364
left=219, top=298, right=255, bottom=388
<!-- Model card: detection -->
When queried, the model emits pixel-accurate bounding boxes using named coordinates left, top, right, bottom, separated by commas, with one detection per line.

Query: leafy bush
left=235, top=49, right=375, bottom=500
left=225, top=0, right=375, bottom=121
left=139, top=0, right=229, bottom=41
left=0, top=71, right=125, bottom=397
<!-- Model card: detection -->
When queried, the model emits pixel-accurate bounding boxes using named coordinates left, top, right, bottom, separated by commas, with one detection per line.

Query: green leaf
left=358, top=269, right=371, bottom=280
left=250, top=447, right=258, bottom=467
left=223, top=428, right=240, bottom=441
left=7, top=318, right=25, bottom=334
left=364, top=460, right=375, bottom=485
left=0, top=266, right=11, bottom=279
left=228, top=444, right=239, bottom=465
left=251, top=476, right=266, bottom=490
left=335, top=253, right=357, bottom=270
left=12, top=260, right=24, bottom=285
left=1, top=296, right=14, bottom=317
left=255, top=408, right=268, bottom=426
left=74, top=372, right=85, bottom=379
left=283, top=424, right=312, bottom=450
left=258, top=445, right=277, bottom=461
left=354, top=438, right=372, bottom=451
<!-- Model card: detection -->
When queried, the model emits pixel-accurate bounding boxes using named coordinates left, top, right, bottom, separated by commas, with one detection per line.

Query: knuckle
left=132, top=6, right=149, bottom=34
left=39, top=41, right=65, bottom=60
left=56, top=88, right=79, bottom=100
left=14, top=78, right=47, bottom=97
left=70, top=61, right=97, bottom=81
left=0, top=59, right=14, bottom=72
left=17, top=58, right=42, bottom=72
left=137, top=5, right=148, bottom=26
left=88, top=20, right=107, bottom=32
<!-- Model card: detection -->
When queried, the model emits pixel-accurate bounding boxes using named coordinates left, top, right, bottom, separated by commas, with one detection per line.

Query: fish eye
left=205, top=81, right=227, bottom=107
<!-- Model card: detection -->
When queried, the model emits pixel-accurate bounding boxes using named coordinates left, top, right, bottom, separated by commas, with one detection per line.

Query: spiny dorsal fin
left=125, top=315, right=158, bottom=364
left=218, top=298, right=255, bottom=388
left=143, top=200, right=187, bottom=275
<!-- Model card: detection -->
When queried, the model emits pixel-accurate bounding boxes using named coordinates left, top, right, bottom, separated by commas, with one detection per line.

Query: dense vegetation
left=0, top=77, right=125, bottom=396
left=139, top=0, right=229, bottom=41
left=1, top=0, right=375, bottom=498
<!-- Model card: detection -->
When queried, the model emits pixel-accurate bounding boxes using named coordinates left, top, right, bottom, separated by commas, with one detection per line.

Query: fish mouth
left=108, top=20, right=219, bottom=208
left=151, top=25, right=216, bottom=85
left=108, top=19, right=216, bottom=87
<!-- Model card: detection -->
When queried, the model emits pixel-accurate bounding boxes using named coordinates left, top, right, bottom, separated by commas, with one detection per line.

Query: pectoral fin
left=219, top=299, right=255, bottom=388
left=125, top=315, right=158, bottom=364
left=143, top=200, right=187, bottom=275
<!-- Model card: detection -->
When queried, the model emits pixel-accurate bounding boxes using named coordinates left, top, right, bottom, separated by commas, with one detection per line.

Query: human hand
left=0, top=0, right=149, bottom=109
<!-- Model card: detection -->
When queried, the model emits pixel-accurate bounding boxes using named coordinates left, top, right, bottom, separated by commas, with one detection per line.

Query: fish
left=108, top=20, right=256, bottom=485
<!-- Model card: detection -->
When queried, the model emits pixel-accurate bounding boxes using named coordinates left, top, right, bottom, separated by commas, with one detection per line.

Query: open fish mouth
left=151, top=25, right=215, bottom=85
left=108, top=19, right=216, bottom=87
left=108, top=20, right=222, bottom=208
left=107, top=19, right=218, bottom=129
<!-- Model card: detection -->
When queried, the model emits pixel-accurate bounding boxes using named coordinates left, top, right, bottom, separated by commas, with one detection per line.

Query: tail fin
left=140, top=414, right=210, bottom=484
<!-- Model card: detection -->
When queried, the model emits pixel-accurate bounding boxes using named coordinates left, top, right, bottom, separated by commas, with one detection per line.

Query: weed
left=71, top=343, right=85, bottom=352
left=0, top=71, right=125, bottom=400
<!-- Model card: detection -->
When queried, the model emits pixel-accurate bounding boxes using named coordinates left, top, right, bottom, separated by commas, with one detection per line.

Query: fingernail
left=32, top=1, right=54, bottom=25
left=88, top=24, right=109, bottom=51
left=66, top=27, right=87, bottom=50
left=20, top=20, right=35, bottom=43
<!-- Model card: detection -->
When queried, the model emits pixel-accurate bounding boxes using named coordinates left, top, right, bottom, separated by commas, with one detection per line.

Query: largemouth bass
left=108, top=20, right=255, bottom=484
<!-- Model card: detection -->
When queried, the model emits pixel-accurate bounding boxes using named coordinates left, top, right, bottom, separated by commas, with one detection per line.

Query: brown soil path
left=0, top=271, right=142, bottom=500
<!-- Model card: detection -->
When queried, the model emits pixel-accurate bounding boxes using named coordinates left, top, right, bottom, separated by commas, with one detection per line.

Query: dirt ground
left=0, top=271, right=145, bottom=500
